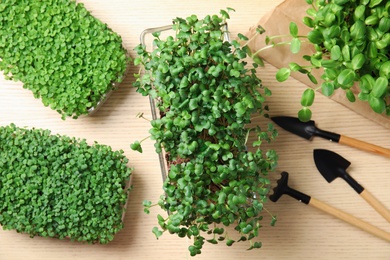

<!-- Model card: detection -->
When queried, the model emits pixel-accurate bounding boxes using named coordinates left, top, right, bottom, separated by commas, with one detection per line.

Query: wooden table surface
left=1, top=1, right=390, bottom=259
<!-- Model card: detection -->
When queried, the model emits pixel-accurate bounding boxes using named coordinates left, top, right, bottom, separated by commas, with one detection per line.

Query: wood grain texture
left=1, top=1, right=390, bottom=259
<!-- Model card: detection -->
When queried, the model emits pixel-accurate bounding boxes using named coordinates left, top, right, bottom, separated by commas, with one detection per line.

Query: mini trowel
left=313, top=149, right=390, bottom=223
left=271, top=116, right=390, bottom=158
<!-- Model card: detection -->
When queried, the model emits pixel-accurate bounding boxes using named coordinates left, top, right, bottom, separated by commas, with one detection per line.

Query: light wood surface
left=1, top=1, right=390, bottom=259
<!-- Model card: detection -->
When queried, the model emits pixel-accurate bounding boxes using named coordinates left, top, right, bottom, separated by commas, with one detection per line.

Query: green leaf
left=143, top=200, right=152, bottom=207
left=358, top=92, right=370, bottom=101
left=330, top=45, right=341, bottom=60
left=248, top=241, right=262, bottom=250
left=130, top=141, right=143, bottom=153
left=303, top=17, right=315, bottom=28
left=369, top=97, right=386, bottom=113
left=252, top=55, right=264, bottom=66
left=369, top=0, right=383, bottom=8
left=134, top=57, right=143, bottom=66
left=289, top=22, right=298, bottom=37
left=289, top=62, right=302, bottom=72
left=378, top=17, right=390, bottom=32
left=354, top=5, right=366, bottom=20
left=379, top=61, right=390, bottom=78
left=350, top=20, right=366, bottom=41
left=265, top=36, right=271, bottom=45
left=298, top=107, right=312, bottom=122
left=307, top=29, right=324, bottom=44
left=152, top=227, right=163, bottom=239
left=323, top=68, right=338, bottom=80
left=189, top=98, right=199, bottom=110
left=310, top=57, right=322, bottom=68
left=207, top=238, right=218, bottom=244
left=359, top=74, right=375, bottom=93
left=367, top=42, right=378, bottom=59
left=321, top=59, right=339, bottom=69
left=230, top=69, right=240, bottom=78
left=290, top=38, right=301, bottom=54
left=226, top=239, right=235, bottom=246
left=301, top=88, right=315, bottom=106
left=375, top=40, right=388, bottom=50
left=340, top=28, right=350, bottom=43
left=333, top=0, right=349, bottom=5
left=270, top=216, right=277, bottom=226
left=351, top=53, right=365, bottom=70
left=321, top=82, right=334, bottom=96
left=371, top=77, right=388, bottom=98
left=220, top=9, right=230, bottom=19
left=324, top=13, right=336, bottom=27
left=307, top=72, right=318, bottom=84
left=306, top=8, right=317, bottom=17
left=323, top=25, right=341, bottom=41
left=346, top=89, right=356, bottom=102
left=365, top=15, right=379, bottom=25
left=342, top=45, right=351, bottom=61
left=276, top=68, right=291, bottom=82
left=337, top=69, right=356, bottom=87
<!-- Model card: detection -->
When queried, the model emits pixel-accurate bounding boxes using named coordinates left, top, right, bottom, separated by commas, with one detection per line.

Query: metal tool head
left=269, top=171, right=311, bottom=204
left=269, top=171, right=289, bottom=202
left=313, top=149, right=351, bottom=183
left=313, top=149, right=364, bottom=194
left=271, top=116, right=316, bottom=140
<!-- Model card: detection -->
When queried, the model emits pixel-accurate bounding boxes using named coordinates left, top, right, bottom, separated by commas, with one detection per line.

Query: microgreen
left=252, top=0, right=390, bottom=121
left=0, top=0, right=130, bottom=119
left=131, top=10, right=278, bottom=256
left=0, top=124, right=133, bottom=243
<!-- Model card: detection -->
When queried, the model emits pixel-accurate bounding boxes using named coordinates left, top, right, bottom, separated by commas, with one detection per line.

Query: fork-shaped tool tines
left=270, top=172, right=390, bottom=243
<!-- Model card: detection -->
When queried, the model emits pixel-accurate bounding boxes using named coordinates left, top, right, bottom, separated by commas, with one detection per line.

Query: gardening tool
left=313, top=149, right=390, bottom=223
left=269, top=171, right=390, bottom=242
left=271, top=116, right=390, bottom=158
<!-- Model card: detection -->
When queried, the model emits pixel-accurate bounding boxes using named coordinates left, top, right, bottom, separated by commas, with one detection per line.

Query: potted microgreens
left=0, top=124, right=133, bottom=243
left=248, top=0, right=390, bottom=122
left=0, top=0, right=130, bottom=119
left=131, top=9, right=278, bottom=256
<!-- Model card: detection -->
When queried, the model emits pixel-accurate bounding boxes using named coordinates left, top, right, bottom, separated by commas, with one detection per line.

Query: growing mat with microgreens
left=0, top=0, right=129, bottom=119
left=0, top=124, right=132, bottom=243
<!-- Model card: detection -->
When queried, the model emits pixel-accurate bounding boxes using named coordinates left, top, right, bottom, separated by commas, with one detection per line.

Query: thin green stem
left=139, top=135, right=151, bottom=143
left=263, top=206, right=275, bottom=219
left=266, top=34, right=291, bottom=41
left=252, top=40, right=292, bottom=56
left=239, top=25, right=266, bottom=48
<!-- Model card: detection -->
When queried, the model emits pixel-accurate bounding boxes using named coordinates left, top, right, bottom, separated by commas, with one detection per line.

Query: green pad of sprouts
left=0, top=0, right=130, bottom=119
left=0, top=124, right=132, bottom=243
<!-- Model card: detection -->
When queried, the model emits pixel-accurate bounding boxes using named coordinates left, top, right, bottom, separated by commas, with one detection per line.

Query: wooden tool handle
left=360, top=189, right=390, bottom=223
left=339, top=135, right=390, bottom=158
left=309, top=197, right=390, bottom=243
